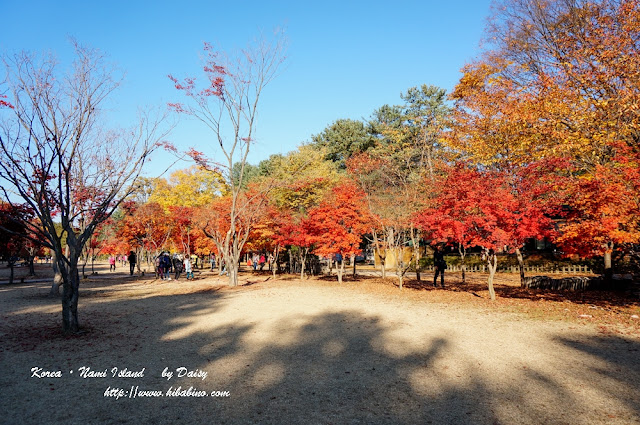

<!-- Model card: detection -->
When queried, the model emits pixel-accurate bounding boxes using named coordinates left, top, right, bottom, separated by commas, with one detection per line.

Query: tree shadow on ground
left=2, top=278, right=639, bottom=424
left=316, top=274, right=376, bottom=283
left=399, top=275, right=640, bottom=308
left=554, top=334, right=640, bottom=420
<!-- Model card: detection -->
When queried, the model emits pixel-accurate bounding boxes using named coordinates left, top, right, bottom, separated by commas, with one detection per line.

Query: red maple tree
left=415, top=163, right=554, bottom=299
left=307, top=182, right=371, bottom=284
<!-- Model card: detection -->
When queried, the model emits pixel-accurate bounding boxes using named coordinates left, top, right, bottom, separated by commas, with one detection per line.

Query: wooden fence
left=422, top=264, right=593, bottom=274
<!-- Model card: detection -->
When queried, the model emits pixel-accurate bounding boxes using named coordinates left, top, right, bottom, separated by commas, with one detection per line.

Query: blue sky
left=2, top=0, right=494, bottom=174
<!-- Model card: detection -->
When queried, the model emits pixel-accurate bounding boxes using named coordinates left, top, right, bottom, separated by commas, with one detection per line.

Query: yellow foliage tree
left=148, top=166, right=229, bottom=209
left=266, top=144, right=341, bottom=213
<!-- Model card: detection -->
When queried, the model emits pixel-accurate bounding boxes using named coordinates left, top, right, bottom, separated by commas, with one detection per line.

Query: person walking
left=219, top=259, right=227, bottom=276
left=433, top=246, right=446, bottom=288
left=190, top=254, right=198, bottom=270
left=109, top=255, right=116, bottom=272
left=252, top=253, right=259, bottom=271
left=127, top=250, right=137, bottom=276
left=162, top=253, right=172, bottom=280
left=184, top=256, right=193, bottom=280
left=155, top=254, right=163, bottom=279
left=268, top=253, right=274, bottom=272
left=173, top=255, right=183, bottom=280
left=259, top=253, right=266, bottom=271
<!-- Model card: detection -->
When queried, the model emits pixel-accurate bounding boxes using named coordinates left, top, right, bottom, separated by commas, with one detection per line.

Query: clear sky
left=2, top=0, right=494, bottom=175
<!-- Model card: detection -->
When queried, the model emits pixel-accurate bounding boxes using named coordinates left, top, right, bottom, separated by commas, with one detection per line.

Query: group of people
left=108, top=251, right=138, bottom=275
left=247, top=253, right=272, bottom=271
left=106, top=247, right=448, bottom=285
left=106, top=251, right=225, bottom=280
left=155, top=253, right=194, bottom=281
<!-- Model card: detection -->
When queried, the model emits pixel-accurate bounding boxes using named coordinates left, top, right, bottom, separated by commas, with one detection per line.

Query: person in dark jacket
left=173, top=255, right=184, bottom=280
left=162, top=253, right=172, bottom=280
left=433, top=246, right=446, bottom=288
left=127, top=251, right=137, bottom=276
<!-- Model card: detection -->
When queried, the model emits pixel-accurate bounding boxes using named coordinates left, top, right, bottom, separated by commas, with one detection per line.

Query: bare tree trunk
left=337, top=257, right=346, bottom=283
left=426, top=146, right=435, bottom=182
left=272, top=246, right=280, bottom=278
left=372, top=229, right=387, bottom=279
left=458, top=243, right=467, bottom=284
left=226, top=255, right=239, bottom=287
left=603, top=242, right=613, bottom=284
left=515, top=247, right=526, bottom=286
left=135, top=248, right=142, bottom=274
left=228, top=263, right=238, bottom=287
left=486, top=251, right=497, bottom=301
left=378, top=249, right=387, bottom=279
left=300, top=248, right=308, bottom=280
left=411, top=230, right=421, bottom=282
left=396, top=250, right=404, bottom=290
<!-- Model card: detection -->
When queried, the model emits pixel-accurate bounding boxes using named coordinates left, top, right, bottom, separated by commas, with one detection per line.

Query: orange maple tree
left=117, top=202, right=172, bottom=262
left=554, top=148, right=640, bottom=278
left=447, top=0, right=640, bottom=280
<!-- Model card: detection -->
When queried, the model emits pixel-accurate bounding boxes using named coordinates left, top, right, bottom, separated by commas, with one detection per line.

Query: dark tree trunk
left=272, top=246, right=280, bottom=279
left=9, top=263, right=15, bottom=285
left=28, top=255, right=35, bottom=276
left=604, top=243, right=613, bottom=284
left=352, top=254, right=356, bottom=278
left=300, top=248, right=308, bottom=280
left=60, top=258, right=81, bottom=333
left=288, top=248, right=293, bottom=275
left=50, top=251, right=62, bottom=296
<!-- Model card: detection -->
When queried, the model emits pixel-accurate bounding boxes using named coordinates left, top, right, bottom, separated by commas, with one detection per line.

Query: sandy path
left=1, top=275, right=639, bottom=424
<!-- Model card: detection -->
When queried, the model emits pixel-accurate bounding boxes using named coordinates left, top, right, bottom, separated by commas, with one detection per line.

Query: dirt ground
left=1, top=261, right=639, bottom=424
